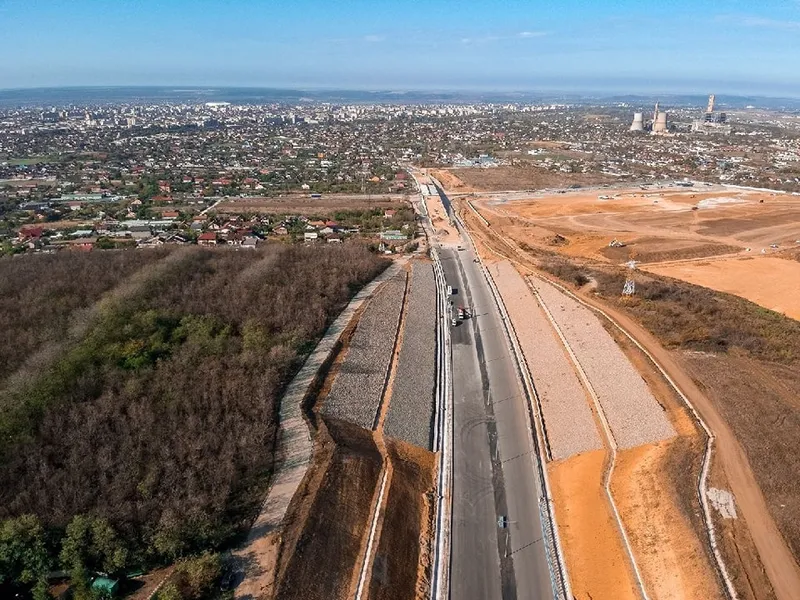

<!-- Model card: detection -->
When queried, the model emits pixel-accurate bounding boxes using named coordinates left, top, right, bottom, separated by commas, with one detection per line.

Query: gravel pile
left=489, top=262, right=601, bottom=460
left=532, top=277, right=675, bottom=449
left=323, top=273, right=407, bottom=429
left=385, top=262, right=437, bottom=449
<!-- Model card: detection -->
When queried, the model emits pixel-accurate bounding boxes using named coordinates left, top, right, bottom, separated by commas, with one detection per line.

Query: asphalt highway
left=439, top=189, right=555, bottom=600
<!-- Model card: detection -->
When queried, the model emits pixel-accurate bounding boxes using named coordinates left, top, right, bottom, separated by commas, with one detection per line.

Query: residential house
left=198, top=232, right=218, bottom=246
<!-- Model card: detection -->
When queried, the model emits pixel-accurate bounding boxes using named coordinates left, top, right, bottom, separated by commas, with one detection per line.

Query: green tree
left=0, top=515, right=51, bottom=590
left=60, top=515, right=128, bottom=580
left=173, top=553, right=221, bottom=600
left=156, top=582, right=183, bottom=600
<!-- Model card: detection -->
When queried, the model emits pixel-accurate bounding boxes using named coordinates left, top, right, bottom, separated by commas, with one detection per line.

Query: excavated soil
left=368, top=439, right=436, bottom=600
left=275, top=418, right=382, bottom=600
left=645, top=257, right=800, bottom=320
left=613, top=440, right=723, bottom=600
left=548, top=450, right=640, bottom=600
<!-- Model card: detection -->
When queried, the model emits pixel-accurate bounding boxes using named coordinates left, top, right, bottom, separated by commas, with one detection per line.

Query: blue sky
left=2, top=0, right=800, bottom=95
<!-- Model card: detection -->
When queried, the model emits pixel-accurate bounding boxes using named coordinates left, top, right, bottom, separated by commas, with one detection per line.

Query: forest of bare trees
left=0, top=244, right=387, bottom=597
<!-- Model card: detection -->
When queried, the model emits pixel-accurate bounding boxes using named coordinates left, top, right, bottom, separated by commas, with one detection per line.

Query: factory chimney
left=630, top=112, right=644, bottom=131
left=651, top=103, right=668, bottom=133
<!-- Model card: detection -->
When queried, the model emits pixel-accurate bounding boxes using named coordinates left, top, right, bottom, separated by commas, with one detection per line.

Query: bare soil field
left=548, top=450, right=639, bottom=600
left=435, top=166, right=615, bottom=192
left=464, top=183, right=800, bottom=322
left=368, top=440, right=436, bottom=600
left=215, top=193, right=407, bottom=215
left=645, top=257, right=800, bottom=320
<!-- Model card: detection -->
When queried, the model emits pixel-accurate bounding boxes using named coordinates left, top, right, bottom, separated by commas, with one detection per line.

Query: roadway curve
left=437, top=190, right=555, bottom=600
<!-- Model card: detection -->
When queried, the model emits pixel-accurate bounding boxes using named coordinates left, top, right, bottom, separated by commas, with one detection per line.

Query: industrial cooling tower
left=652, top=110, right=668, bottom=133
left=630, top=112, right=644, bottom=131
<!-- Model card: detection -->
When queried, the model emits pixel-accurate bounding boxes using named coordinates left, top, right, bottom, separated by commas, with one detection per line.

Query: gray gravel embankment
left=323, top=272, right=407, bottom=429
left=488, top=261, right=601, bottom=460
left=385, top=261, right=437, bottom=449
left=531, top=277, right=675, bottom=449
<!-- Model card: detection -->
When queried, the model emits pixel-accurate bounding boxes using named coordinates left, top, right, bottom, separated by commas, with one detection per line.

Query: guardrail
left=409, top=170, right=453, bottom=600
left=429, top=245, right=453, bottom=600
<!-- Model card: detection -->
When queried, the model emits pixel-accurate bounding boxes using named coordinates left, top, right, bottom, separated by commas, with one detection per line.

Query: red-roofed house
left=197, top=232, right=218, bottom=246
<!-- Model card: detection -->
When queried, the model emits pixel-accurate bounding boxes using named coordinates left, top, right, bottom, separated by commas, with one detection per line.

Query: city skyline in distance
left=2, top=0, right=800, bottom=98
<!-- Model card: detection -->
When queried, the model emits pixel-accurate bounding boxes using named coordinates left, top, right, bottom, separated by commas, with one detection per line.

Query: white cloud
left=717, top=14, right=800, bottom=30
left=461, top=31, right=547, bottom=44
left=363, top=34, right=386, bottom=43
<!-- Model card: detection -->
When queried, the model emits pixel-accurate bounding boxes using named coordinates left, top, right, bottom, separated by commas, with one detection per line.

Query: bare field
left=645, top=257, right=800, bottom=320
left=215, top=193, right=407, bottom=214
left=464, top=183, right=800, bottom=322
left=435, top=166, right=615, bottom=192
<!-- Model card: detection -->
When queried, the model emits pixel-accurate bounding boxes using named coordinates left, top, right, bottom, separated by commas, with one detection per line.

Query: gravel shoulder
left=384, top=260, right=437, bottom=449
left=487, top=260, right=601, bottom=460
left=531, top=276, right=675, bottom=449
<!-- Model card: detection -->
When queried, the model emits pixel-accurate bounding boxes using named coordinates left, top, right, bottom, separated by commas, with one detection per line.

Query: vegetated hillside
left=0, top=249, right=171, bottom=382
left=0, top=244, right=387, bottom=596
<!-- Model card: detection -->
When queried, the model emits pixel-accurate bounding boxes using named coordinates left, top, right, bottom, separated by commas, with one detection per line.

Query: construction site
left=433, top=167, right=800, bottom=600
left=231, top=253, right=442, bottom=600
left=225, top=162, right=800, bottom=600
